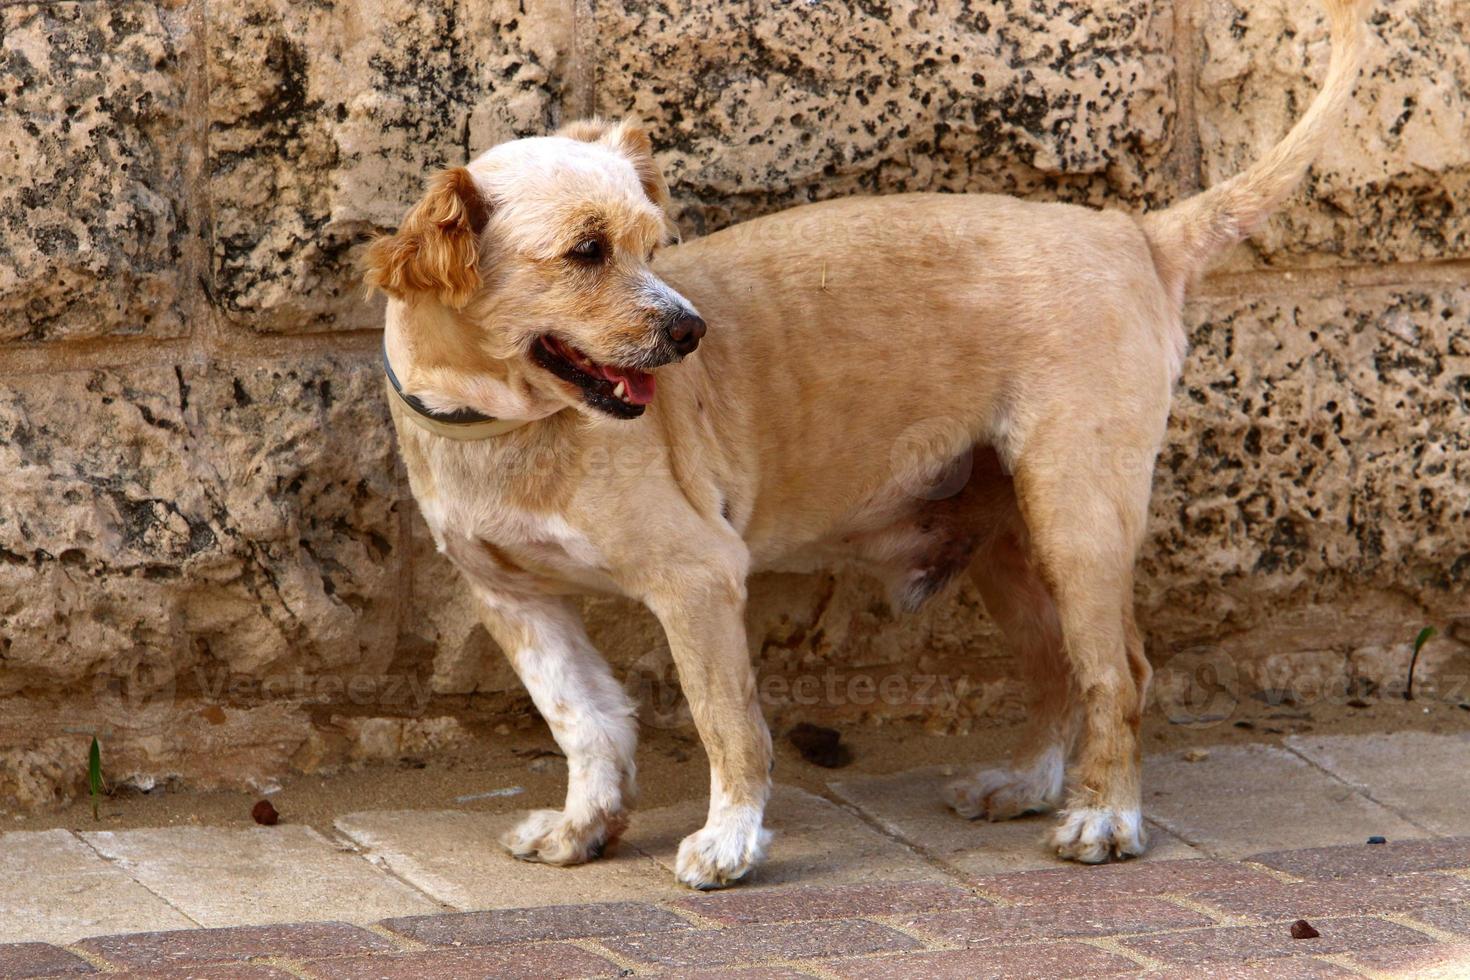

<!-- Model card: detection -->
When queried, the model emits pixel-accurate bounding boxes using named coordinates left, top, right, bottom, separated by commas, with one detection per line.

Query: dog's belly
left=758, top=445, right=1018, bottom=611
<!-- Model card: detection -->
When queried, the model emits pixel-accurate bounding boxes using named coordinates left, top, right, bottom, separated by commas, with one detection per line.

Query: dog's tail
left=1141, top=0, right=1370, bottom=305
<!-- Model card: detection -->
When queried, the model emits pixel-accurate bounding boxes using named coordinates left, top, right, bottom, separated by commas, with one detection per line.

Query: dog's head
left=365, top=117, right=702, bottom=421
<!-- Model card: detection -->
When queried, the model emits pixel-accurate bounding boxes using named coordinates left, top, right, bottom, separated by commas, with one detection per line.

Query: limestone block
left=589, top=0, right=1178, bottom=235
left=206, top=0, right=573, bottom=332
left=1197, top=0, right=1470, bottom=269
left=0, top=355, right=401, bottom=695
left=1140, top=282, right=1470, bottom=656
left=0, top=2, right=194, bottom=342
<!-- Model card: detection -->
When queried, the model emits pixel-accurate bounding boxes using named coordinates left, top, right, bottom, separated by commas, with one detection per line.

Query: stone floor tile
left=1118, top=916, right=1436, bottom=965
left=335, top=810, right=684, bottom=909
left=81, top=827, right=437, bottom=927
left=1144, top=745, right=1428, bottom=857
left=1286, top=732, right=1470, bottom=836
left=597, top=919, right=920, bottom=969
left=75, top=921, right=394, bottom=969
left=1340, top=941, right=1470, bottom=978
left=1190, top=872, right=1470, bottom=922
left=0, top=941, right=95, bottom=977
left=960, top=858, right=1279, bottom=904
left=379, top=901, right=688, bottom=947
left=0, top=830, right=195, bottom=944
left=672, top=881, right=979, bottom=925
left=907, top=896, right=1214, bottom=946
left=632, top=785, right=945, bottom=889
left=301, top=943, right=623, bottom=980
left=828, top=766, right=1200, bottom=876
left=1249, top=837, right=1470, bottom=879
left=824, top=942, right=1141, bottom=979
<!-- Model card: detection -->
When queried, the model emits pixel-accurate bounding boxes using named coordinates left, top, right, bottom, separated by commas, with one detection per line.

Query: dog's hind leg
left=1011, top=427, right=1158, bottom=864
left=476, top=591, right=638, bottom=866
left=944, top=527, right=1075, bottom=821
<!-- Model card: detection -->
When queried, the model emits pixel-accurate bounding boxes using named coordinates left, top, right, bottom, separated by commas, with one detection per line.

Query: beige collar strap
left=382, top=337, right=537, bottom=441
left=385, top=379, right=536, bottom=440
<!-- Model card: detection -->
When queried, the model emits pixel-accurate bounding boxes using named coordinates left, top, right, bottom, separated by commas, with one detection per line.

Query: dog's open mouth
left=531, top=334, right=655, bottom=420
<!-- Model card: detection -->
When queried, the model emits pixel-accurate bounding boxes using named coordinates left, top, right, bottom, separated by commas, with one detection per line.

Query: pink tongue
left=600, top=365, right=656, bottom=405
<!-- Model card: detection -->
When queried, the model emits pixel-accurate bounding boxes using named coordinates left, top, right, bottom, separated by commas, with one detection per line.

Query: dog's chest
left=419, top=492, right=614, bottom=597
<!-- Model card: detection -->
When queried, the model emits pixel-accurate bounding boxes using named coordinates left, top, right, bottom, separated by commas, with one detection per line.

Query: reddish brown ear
left=559, top=116, right=678, bottom=242
left=364, top=167, right=490, bottom=307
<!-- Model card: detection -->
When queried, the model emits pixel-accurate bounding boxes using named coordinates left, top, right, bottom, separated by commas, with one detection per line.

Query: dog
left=364, top=0, right=1369, bottom=889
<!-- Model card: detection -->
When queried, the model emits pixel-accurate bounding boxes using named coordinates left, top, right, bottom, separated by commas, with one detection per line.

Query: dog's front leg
left=647, top=562, right=772, bottom=890
left=475, top=589, right=638, bottom=865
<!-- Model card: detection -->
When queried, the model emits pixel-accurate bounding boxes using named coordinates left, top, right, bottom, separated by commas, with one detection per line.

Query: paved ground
left=3, top=731, right=1469, bottom=978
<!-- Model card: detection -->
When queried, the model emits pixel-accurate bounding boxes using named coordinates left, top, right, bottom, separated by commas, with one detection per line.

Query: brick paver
left=825, top=942, right=1141, bottom=978
left=639, top=969, right=817, bottom=979
left=380, top=901, right=688, bottom=946
left=1190, top=871, right=1470, bottom=922
left=110, top=968, right=300, bottom=979
left=1249, top=836, right=1470, bottom=878
left=907, top=896, right=1215, bottom=945
left=672, top=881, right=979, bottom=925
left=1145, top=961, right=1360, bottom=979
left=1340, top=940, right=1470, bottom=977
left=1404, top=900, right=1470, bottom=937
left=1117, top=916, right=1437, bottom=965
left=0, top=941, right=95, bottom=977
left=75, top=922, right=395, bottom=969
left=967, top=858, right=1279, bottom=904
left=599, top=919, right=921, bottom=968
left=299, top=943, right=623, bottom=979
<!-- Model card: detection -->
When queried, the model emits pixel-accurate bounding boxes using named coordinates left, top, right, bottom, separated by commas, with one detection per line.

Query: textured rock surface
left=2, top=0, right=1467, bottom=806
left=0, top=355, right=401, bottom=695
left=589, top=0, right=1178, bottom=235
left=1142, top=281, right=1470, bottom=702
left=0, top=3, right=195, bottom=342
left=1144, top=282, right=1469, bottom=629
left=206, top=0, right=572, bottom=332
left=1198, top=0, right=1470, bottom=270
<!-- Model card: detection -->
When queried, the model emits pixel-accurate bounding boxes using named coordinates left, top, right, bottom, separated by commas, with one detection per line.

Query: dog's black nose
left=665, top=312, right=706, bottom=355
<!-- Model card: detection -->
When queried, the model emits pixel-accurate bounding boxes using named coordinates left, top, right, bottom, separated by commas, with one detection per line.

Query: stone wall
left=1, top=0, right=1466, bottom=808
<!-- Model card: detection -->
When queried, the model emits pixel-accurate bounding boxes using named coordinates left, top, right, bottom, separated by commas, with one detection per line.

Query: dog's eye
left=568, top=238, right=605, bottom=264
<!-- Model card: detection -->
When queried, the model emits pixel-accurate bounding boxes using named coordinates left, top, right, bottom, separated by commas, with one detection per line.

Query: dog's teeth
left=613, top=381, right=626, bottom=399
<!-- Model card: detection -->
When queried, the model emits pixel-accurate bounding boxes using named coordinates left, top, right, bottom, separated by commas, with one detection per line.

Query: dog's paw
left=1048, top=806, right=1146, bottom=864
left=500, top=808, right=626, bottom=866
left=674, top=815, right=772, bottom=890
left=943, top=765, right=1063, bottom=821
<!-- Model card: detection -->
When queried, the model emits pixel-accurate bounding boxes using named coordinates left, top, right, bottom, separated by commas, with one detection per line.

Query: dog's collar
left=382, top=335, right=535, bottom=440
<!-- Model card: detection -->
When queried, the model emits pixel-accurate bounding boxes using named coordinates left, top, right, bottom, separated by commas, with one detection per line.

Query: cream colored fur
left=367, top=0, right=1369, bottom=888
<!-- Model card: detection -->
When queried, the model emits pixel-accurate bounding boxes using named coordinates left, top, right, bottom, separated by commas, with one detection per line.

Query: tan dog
left=366, top=0, right=1368, bottom=889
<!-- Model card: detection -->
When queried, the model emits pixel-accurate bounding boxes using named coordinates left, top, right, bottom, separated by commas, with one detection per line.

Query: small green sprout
left=88, top=736, right=103, bottom=821
left=1405, top=626, right=1437, bottom=702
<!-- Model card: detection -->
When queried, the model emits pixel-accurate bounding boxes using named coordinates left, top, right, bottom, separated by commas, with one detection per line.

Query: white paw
left=675, top=812, right=772, bottom=890
left=1048, top=806, right=1146, bottom=864
left=944, top=765, right=1063, bottom=821
left=944, top=746, right=1065, bottom=821
left=500, top=808, right=626, bottom=866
